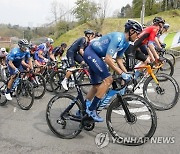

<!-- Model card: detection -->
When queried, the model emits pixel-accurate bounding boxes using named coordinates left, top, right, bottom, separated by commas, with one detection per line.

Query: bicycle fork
left=117, top=94, right=136, bottom=123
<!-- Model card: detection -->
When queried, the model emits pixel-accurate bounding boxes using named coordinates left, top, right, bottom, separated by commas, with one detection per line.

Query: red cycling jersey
left=138, top=26, right=160, bottom=45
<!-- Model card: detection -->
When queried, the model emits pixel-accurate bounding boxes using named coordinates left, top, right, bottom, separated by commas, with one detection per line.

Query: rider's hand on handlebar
left=14, top=68, right=19, bottom=74
left=121, top=72, right=133, bottom=81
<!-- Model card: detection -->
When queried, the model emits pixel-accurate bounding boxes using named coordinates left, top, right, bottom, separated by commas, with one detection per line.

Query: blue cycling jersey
left=90, top=32, right=129, bottom=58
left=7, top=48, right=30, bottom=67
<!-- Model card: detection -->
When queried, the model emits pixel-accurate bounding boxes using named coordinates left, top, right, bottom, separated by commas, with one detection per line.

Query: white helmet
left=1, top=48, right=6, bottom=52
left=46, top=38, right=54, bottom=44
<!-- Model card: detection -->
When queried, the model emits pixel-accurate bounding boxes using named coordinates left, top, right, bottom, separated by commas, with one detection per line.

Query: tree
left=72, top=0, right=99, bottom=24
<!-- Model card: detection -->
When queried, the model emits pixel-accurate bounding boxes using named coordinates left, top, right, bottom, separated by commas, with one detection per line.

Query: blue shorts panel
left=83, top=46, right=110, bottom=85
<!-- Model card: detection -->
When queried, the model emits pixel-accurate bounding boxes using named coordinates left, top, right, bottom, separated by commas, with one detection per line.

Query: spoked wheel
left=77, top=71, right=92, bottom=95
left=30, top=74, right=46, bottom=99
left=106, top=94, right=157, bottom=146
left=143, top=73, right=179, bottom=110
left=164, top=52, right=176, bottom=66
left=16, top=80, right=34, bottom=110
left=50, top=70, right=66, bottom=94
left=0, top=79, right=8, bottom=106
left=156, top=58, right=174, bottom=76
left=46, top=94, right=83, bottom=139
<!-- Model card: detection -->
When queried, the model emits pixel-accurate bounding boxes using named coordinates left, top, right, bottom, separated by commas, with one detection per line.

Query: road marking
left=13, top=107, right=17, bottom=112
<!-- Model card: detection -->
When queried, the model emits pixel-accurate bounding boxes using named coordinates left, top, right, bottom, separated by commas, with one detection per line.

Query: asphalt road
left=0, top=59, right=180, bottom=154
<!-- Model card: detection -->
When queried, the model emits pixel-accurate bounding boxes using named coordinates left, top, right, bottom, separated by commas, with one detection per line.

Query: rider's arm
left=104, top=54, right=123, bottom=75
left=154, top=37, right=162, bottom=49
left=49, top=52, right=56, bottom=61
left=38, top=50, right=45, bottom=60
left=8, top=60, right=17, bottom=70
left=116, top=57, right=127, bottom=73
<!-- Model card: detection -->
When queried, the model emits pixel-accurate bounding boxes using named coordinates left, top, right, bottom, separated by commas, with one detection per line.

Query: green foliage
left=72, top=0, right=100, bottom=24
left=54, top=9, right=180, bottom=49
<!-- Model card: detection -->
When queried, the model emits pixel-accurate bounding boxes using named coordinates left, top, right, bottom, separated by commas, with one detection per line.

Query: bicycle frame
left=134, top=63, right=163, bottom=85
left=60, top=69, right=134, bottom=123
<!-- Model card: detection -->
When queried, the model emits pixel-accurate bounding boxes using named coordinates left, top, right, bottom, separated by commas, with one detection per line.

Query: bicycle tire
left=46, top=94, right=82, bottom=139
left=50, top=70, right=66, bottom=94
left=0, top=79, right=8, bottom=106
left=143, top=73, right=179, bottom=110
left=106, top=94, right=157, bottom=146
left=156, top=58, right=174, bottom=76
left=77, top=71, right=91, bottom=95
left=164, top=52, right=176, bottom=66
left=31, top=74, right=46, bottom=99
left=16, top=80, right=34, bottom=110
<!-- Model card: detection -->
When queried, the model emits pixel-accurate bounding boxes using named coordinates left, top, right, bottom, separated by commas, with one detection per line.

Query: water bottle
left=11, top=78, right=20, bottom=91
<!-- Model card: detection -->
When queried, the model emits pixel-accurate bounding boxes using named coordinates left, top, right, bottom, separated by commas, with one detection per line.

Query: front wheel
left=0, top=79, right=7, bottom=106
left=106, top=94, right=157, bottom=146
left=16, top=80, right=34, bottom=110
left=143, top=73, right=179, bottom=110
left=46, top=94, right=83, bottom=139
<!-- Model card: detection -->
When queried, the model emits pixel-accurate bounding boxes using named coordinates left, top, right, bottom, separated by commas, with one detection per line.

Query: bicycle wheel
left=106, top=94, right=157, bottom=146
left=164, top=52, right=176, bottom=66
left=46, top=94, right=82, bottom=139
left=77, top=71, right=91, bottom=94
left=16, top=80, right=34, bottom=110
left=50, top=70, right=66, bottom=94
left=43, top=70, right=53, bottom=92
left=0, top=79, right=7, bottom=106
left=31, top=74, right=46, bottom=99
left=157, top=58, right=174, bottom=76
left=143, top=73, right=179, bottom=110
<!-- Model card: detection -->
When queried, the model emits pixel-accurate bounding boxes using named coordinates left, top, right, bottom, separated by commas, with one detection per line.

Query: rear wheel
left=30, top=74, right=46, bottom=99
left=46, top=94, right=82, bottom=139
left=50, top=70, right=66, bottom=94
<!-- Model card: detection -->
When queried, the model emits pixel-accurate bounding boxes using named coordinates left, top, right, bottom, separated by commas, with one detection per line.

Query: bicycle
left=0, top=71, right=34, bottom=110
left=46, top=67, right=157, bottom=146
left=50, top=63, right=91, bottom=94
left=125, top=62, right=179, bottom=110
left=158, top=48, right=176, bottom=66
left=27, top=70, right=46, bottom=99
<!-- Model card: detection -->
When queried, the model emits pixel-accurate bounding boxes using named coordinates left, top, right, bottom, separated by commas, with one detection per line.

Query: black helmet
left=163, top=23, right=170, bottom=30
left=95, top=32, right=102, bottom=37
left=153, top=17, right=165, bottom=24
left=61, top=42, right=67, bottom=48
left=125, top=19, right=143, bottom=33
left=18, top=39, right=29, bottom=48
left=84, top=29, right=94, bottom=36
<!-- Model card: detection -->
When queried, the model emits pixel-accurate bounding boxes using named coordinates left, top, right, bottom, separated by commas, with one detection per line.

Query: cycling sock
left=89, top=96, right=101, bottom=111
left=6, top=88, right=11, bottom=94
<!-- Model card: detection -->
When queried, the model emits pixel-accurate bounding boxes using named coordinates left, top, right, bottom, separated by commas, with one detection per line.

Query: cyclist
left=5, top=39, right=30, bottom=100
left=29, top=43, right=37, bottom=60
left=50, top=42, right=67, bottom=61
left=0, top=47, right=8, bottom=66
left=61, top=30, right=94, bottom=90
left=94, top=32, right=102, bottom=38
left=155, top=23, right=170, bottom=49
left=34, top=38, right=53, bottom=73
left=82, top=19, right=143, bottom=122
left=34, top=38, right=54, bottom=67
left=133, top=17, right=165, bottom=62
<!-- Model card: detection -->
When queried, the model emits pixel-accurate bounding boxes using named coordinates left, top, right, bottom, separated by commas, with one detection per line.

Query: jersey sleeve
left=106, top=35, right=121, bottom=57
left=148, top=27, right=159, bottom=42
left=79, top=37, right=86, bottom=49
left=7, top=50, right=15, bottom=61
